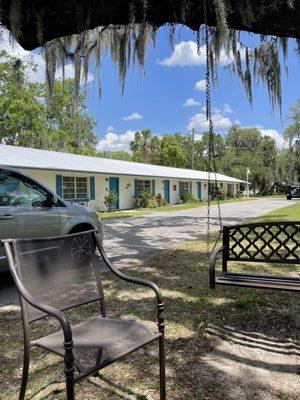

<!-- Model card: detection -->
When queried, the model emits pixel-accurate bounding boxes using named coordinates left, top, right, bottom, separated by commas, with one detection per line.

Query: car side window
left=0, top=171, right=49, bottom=207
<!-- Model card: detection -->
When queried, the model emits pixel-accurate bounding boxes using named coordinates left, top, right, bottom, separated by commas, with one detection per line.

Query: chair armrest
left=3, top=241, right=73, bottom=343
left=94, top=233, right=163, bottom=304
left=209, top=245, right=225, bottom=289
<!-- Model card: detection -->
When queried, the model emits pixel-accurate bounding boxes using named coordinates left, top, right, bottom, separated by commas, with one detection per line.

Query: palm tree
left=130, top=129, right=153, bottom=163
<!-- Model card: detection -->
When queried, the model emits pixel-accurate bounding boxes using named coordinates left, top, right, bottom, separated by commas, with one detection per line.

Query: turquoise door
left=197, top=182, right=202, bottom=199
left=109, top=177, right=119, bottom=209
left=164, top=180, right=170, bottom=203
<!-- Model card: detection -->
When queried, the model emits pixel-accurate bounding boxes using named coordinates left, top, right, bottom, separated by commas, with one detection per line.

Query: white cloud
left=0, top=28, right=94, bottom=84
left=122, top=112, right=143, bottom=121
left=260, top=129, right=285, bottom=148
left=201, top=105, right=222, bottom=114
left=188, top=113, right=233, bottom=132
left=157, top=41, right=243, bottom=67
left=106, top=125, right=115, bottom=132
left=223, top=103, right=234, bottom=114
left=183, top=98, right=201, bottom=107
left=97, top=130, right=136, bottom=152
left=195, top=80, right=206, bottom=91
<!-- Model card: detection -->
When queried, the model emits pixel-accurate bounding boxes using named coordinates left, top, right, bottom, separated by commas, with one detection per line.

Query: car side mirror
left=49, top=193, right=58, bottom=207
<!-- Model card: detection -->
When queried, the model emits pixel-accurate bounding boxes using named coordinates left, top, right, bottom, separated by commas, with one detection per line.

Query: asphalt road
left=0, top=198, right=294, bottom=308
left=103, top=198, right=294, bottom=267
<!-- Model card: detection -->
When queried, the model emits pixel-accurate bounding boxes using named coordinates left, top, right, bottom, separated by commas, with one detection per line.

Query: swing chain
left=203, top=0, right=223, bottom=259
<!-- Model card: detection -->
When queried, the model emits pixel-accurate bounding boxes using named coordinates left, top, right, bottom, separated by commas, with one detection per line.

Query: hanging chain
left=203, top=0, right=223, bottom=259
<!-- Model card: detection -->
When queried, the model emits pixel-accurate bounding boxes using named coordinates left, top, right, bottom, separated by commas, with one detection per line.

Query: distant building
left=0, top=145, right=246, bottom=211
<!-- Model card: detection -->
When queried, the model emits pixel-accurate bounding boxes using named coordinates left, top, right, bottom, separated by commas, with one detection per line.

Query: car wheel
left=287, top=196, right=292, bottom=200
left=69, top=233, right=93, bottom=265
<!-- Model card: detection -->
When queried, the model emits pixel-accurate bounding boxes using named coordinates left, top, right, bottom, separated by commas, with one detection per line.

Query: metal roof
left=0, top=145, right=246, bottom=183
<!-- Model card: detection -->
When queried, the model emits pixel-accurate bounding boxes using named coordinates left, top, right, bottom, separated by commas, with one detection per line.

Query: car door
left=0, top=169, right=60, bottom=241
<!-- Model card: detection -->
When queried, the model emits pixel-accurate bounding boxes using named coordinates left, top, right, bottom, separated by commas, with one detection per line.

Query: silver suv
left=0, top=167, right=103, bottom=271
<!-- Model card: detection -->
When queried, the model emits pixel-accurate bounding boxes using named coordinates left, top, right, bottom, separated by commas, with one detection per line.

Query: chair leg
left=159, top=335, right=166, bottom=400
left=19, top=344, right=30, bottom=400
left=64, top=341, right=75, bottom=400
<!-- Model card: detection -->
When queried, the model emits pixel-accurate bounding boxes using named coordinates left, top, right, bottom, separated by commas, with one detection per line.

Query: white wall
left=16, top=167, right=241, bottom=210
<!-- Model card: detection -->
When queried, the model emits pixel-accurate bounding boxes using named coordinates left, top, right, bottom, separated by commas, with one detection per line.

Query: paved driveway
left=103, top=198, right=293, bottom=267
left=0, top=198, right=293, bottom=307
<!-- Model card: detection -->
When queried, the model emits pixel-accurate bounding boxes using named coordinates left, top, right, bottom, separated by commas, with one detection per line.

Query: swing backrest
left=224, top=222, right=300, bottom=264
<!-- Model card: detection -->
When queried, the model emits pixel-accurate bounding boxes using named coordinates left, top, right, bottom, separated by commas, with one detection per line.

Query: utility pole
left=246, top=167, right=250, bottom=198
left=191, top=128, right=195, bottom=170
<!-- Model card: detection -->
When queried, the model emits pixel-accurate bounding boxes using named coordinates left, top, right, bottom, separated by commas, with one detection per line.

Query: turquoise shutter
left=189, top=181, right=192, bottom=194
left=90, top=176, right=95, bottom=200
left=152, top=180, right=155, bottom=195
left=134, top=179, right=139, bottom=196
left=179, top=181, right=183, bottom=194
left=56, top=175, right=62, bottom=197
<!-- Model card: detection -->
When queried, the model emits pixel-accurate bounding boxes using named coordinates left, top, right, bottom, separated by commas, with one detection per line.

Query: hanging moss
left=1, top=0, right=298, bottom=110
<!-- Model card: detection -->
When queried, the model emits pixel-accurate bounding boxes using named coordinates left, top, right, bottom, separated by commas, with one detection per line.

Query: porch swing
left=202, top=22, right=300, bottom=292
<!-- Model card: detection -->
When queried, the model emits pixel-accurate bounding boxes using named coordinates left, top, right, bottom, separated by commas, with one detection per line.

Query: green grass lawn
left=252, top=200, right=300, bottom=222
left=1, top=201, right=299, bottom=399
left=99, top=197, right=258, bottom=220
left=1, top=234, right=298, bottom=399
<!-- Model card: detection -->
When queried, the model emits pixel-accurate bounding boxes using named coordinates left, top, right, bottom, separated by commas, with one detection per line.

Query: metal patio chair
left=2, top=230, right=166, bottom=400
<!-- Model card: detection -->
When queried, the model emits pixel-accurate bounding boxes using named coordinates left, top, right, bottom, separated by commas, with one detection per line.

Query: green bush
left=134, top=190, right=152, bottom=208
left=156, top=193, right=168, bottom=207
left=235, top=189, right=242, bottom=198
left=216, top=187, right=227, bottom=200
left=104, top=191, right=119, bottom=212
left=134, top=191, right=169, bottom=208
left=179, top=191, right=199, bottom=203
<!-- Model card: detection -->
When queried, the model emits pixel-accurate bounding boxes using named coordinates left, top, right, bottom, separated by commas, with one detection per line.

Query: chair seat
left=33, top=316, right=160, bottom=373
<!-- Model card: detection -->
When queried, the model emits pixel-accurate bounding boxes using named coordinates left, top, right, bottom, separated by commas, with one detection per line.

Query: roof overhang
left=1, top=1, right=299, bottom=50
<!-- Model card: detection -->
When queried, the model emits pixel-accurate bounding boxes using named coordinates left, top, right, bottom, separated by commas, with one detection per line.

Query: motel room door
left=109, top=177, right=120, bottom=209
left=197, top=182, right=202, bottom=199
left=163, top=180, right=170, bottom=203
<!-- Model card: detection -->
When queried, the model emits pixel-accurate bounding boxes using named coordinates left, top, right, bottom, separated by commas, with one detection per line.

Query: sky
left=1, top=25, right=299, bottom=152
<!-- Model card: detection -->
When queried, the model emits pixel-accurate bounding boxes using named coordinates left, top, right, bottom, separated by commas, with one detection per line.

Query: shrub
left=216, top=187, right=227, bottom=200
left=148, top=196, right=159, bottom=208
left=134, top=190, right=152, bottom=208
left=179, top=191, right=198, bottom=203
left=134, top=191, right=169, bottom=208
left=235, top=189, right=242, bottom=198
left=156, top=193, right=168, bottom=207
left=104, top=191, right=118, bottom=212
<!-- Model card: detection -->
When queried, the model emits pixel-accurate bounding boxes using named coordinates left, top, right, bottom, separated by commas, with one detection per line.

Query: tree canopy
left=1, top=49, right=298, bottom=192
left=0, top=51, right=98, bottom=155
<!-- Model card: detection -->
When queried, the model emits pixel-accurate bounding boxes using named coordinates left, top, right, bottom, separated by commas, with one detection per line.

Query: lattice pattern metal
left=227, top=222, right=300, bottom=263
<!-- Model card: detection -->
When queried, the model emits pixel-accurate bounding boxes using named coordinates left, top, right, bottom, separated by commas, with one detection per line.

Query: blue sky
left=86, top=26, right=299, bottom=151
left=1, top=26, right=299, bottom=151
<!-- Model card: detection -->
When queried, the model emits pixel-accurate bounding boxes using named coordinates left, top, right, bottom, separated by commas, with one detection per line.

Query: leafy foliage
left=179, top=191, right=199, bottom=203
left=104, top=190, right=119, bottom=211
left=128, top=125, right=291, bottom=195
left=0, top=51, right=97, bottom=154
left=284, top=99, right=300, bottom=183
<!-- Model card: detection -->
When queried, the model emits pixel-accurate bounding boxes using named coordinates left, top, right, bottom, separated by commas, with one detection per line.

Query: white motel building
left=0, top=145, right=246, bottom=211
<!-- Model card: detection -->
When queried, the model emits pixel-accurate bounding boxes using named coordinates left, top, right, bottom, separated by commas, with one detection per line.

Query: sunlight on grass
left=252, top=201, right=300, bottom=222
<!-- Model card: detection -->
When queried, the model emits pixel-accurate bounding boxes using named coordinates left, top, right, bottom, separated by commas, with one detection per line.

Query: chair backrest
left=9, top=231, right=105, bottom=322
left=224, top=222, right=300, bottom=264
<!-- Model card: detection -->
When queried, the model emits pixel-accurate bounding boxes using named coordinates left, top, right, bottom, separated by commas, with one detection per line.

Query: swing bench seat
left=210, top=222, right=300, bottom=292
